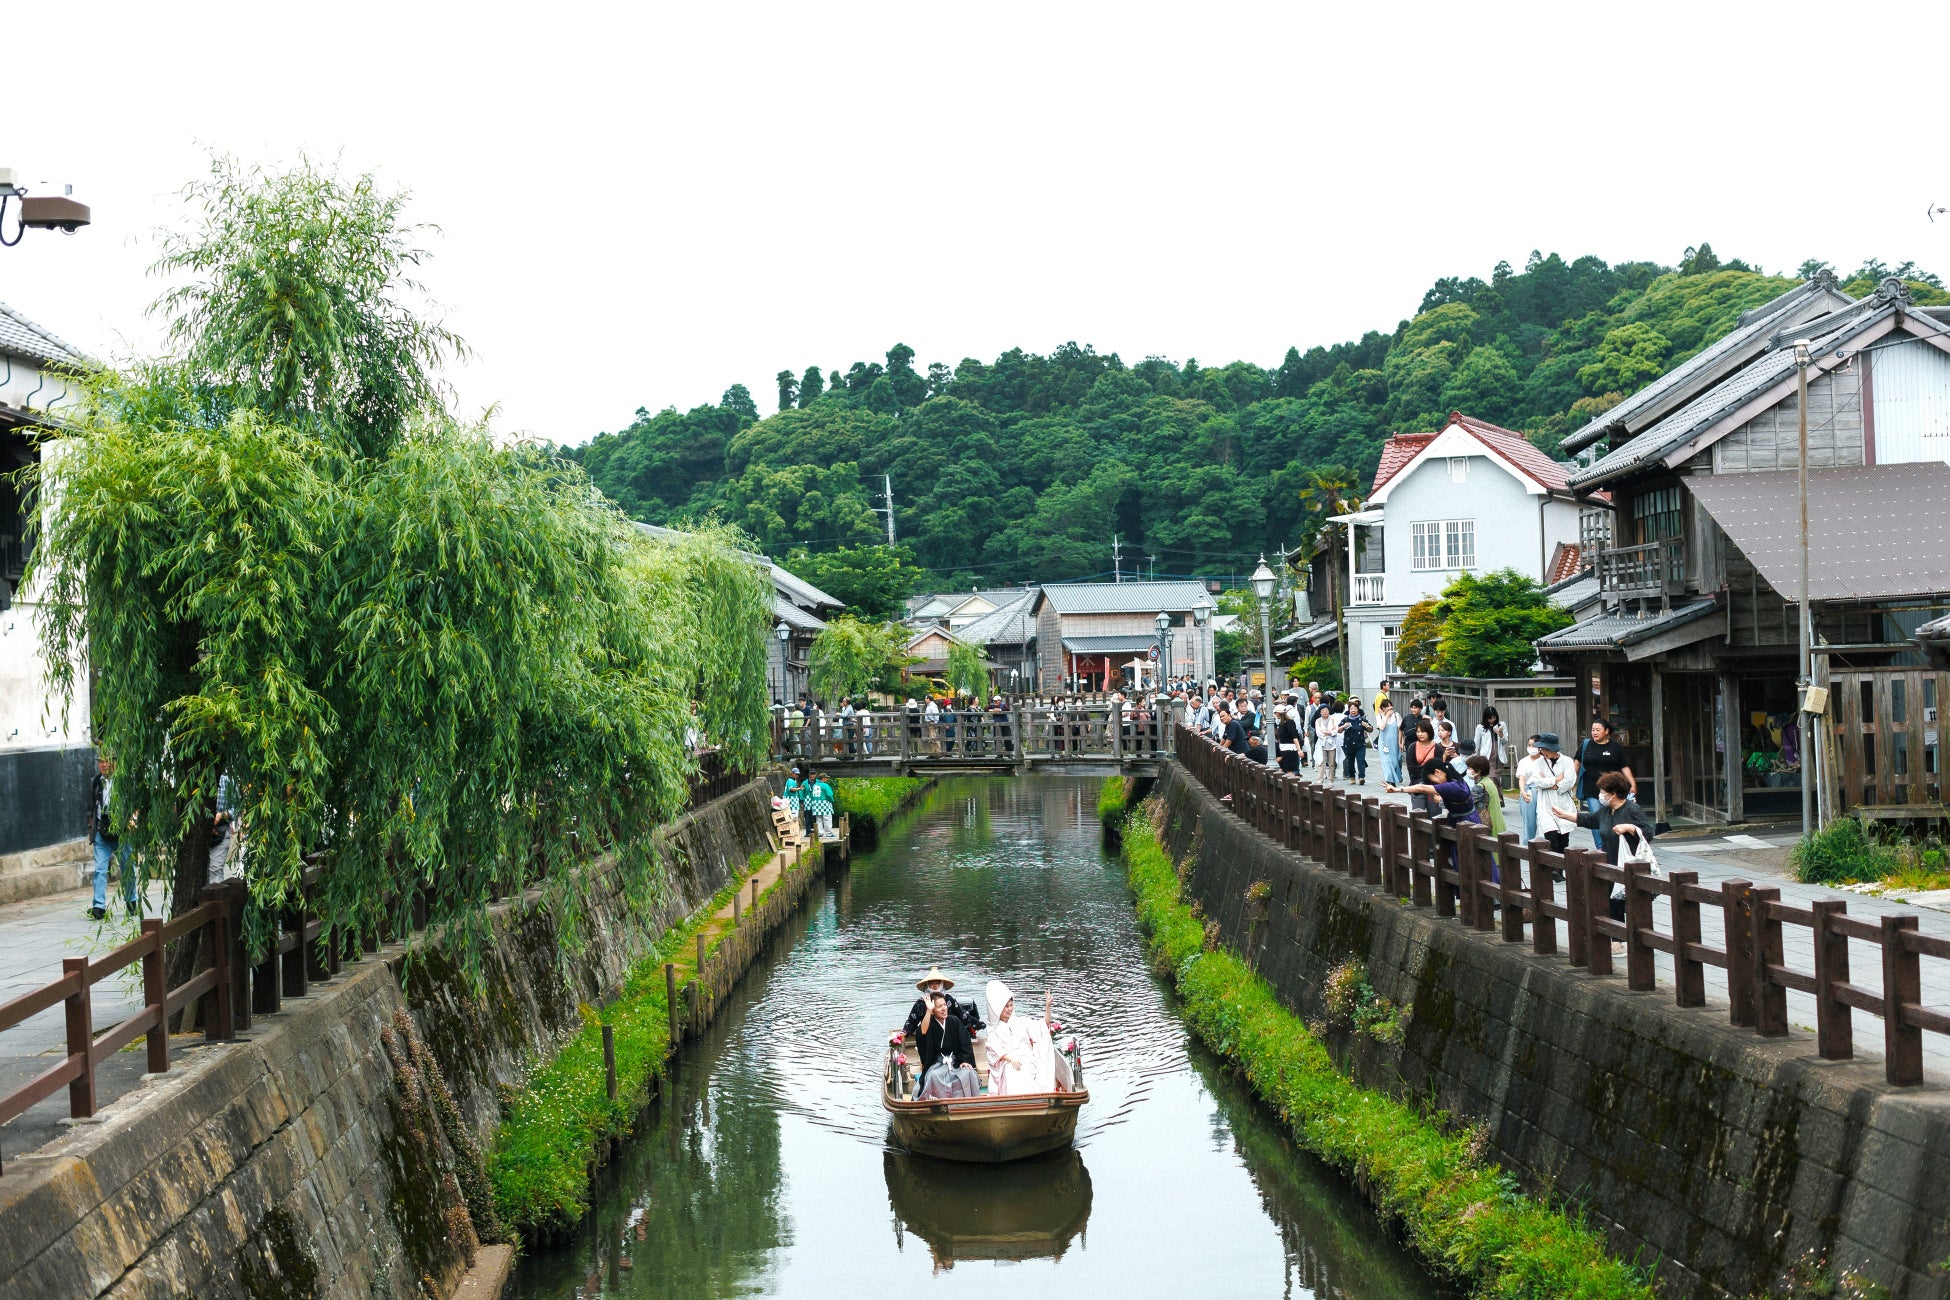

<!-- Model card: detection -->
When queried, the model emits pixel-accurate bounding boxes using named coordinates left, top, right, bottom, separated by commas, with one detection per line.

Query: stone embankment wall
left=1152, top=764, right=1950, bottom=1300
left=0, top=781, right=776, bottom=1299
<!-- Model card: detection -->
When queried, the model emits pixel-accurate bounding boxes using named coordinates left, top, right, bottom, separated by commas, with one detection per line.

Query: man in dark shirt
left=1219, top=706, right=1249, bottom=755
left=902, top=967, right=985, bottom=1039
left=1575, top=720, right=1636, bottom=850
left=912, top=988, right=979, bottom=1099
left=1245, top=728, right=1268, bottom=765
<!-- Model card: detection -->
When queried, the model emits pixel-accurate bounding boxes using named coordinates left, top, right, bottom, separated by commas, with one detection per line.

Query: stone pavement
left=1313, top=774, right=1950, bottom=1081
left=0, top=880, right=201, bottom=1166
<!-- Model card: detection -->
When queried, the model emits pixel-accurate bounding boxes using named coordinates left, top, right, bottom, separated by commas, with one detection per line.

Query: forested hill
left=564, top=249, right=1945, bottom=591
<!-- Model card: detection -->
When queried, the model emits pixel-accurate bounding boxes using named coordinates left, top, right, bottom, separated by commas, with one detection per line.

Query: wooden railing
left=1175, top=726, right=1949, bottom=1086
left=1595, top=536, right=1685, bottom=602
left=781, top=704, right=1175, bottom=766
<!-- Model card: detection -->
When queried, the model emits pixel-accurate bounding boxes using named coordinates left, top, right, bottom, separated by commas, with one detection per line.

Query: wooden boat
left=881, top=1028, right=1088, bottom=1163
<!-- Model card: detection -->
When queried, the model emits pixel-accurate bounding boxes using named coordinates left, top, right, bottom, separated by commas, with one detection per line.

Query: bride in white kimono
left=984, top=979, right=1057, bottom=1095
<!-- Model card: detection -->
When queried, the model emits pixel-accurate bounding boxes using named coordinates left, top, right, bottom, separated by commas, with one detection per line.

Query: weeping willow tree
left=26, top=156, right=771, bottom=976
left=945, top=638, right=992, bottom=704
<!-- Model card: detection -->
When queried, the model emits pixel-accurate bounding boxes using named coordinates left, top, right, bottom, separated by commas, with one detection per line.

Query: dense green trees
left=1397, top=571, right=1572, bottom=679
left=565, top=250, right=1943, bottom=593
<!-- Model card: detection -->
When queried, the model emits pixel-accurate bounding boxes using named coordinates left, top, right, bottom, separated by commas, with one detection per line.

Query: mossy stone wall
left=1154, top=764, right=1950, bottom=1300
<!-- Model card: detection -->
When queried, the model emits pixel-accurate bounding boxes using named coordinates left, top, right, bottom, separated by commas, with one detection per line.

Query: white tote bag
left=1611, top=827, right=1659, bottom=902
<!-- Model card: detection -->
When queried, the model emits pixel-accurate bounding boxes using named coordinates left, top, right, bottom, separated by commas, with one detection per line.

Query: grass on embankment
left=834, top=776, right=928, bottom=826
left=1118, top=800, right=1653, bottom=1300
left=487, top=844, right=807, bottom=1240
left=1096, top=775, right=1130, bottom=825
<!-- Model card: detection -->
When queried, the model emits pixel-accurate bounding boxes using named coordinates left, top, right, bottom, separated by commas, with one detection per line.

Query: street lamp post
left=1155, top=610, right=1171, bottom=693
left=1251, top=556, right=1277, bottom=694
left=1795, top=339, right=1814, bottom=838
left=776, top=622, right=793, bottom=702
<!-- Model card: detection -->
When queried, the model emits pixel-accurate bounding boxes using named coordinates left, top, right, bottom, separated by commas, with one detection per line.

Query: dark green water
left=509, top=778, right=1448, bottom=1299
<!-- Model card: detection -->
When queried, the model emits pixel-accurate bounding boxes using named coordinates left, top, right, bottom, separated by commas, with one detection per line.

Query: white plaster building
left=1341, top=412, right=1587, bottom=701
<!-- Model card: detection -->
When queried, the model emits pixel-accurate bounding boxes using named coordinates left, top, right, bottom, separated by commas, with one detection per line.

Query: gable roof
left=955, top=589, right=1038, bottom=646
left=1566, top=285, right=1919, bottom=490
left=1369, top=412, right=1572, bottom=502
left=1036, top=580, right=1214, bottom=616
left=1559, top=274, right=1857, bottom=457
left=0, top=302, right=88, bottom=369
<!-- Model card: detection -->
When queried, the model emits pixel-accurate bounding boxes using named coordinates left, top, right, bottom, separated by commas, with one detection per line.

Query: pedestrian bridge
left=779, top=705, right=1174, bottom=776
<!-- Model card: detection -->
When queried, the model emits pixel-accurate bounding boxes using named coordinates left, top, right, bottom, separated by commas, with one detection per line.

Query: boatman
left=903, top=965, right=985, bottom=1040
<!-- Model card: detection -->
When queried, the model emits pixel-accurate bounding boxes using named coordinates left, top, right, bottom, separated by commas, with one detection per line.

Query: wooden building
left=1538, top=274, right=1950, bottom=824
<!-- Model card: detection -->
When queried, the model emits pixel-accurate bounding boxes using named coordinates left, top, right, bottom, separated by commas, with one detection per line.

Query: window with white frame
left=1381, top=626, right=1399, bottom=677
left=1448, top=456, right=1470, bottom=484
left=1410, top=519, right=1475, bottom=571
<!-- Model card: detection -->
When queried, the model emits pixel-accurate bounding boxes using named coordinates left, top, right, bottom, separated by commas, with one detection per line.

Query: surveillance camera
left=19, top=194, right=90, bottom=232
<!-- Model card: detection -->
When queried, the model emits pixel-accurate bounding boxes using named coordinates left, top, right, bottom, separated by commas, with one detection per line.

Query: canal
left=510, top=777, right=1449, bottom=1299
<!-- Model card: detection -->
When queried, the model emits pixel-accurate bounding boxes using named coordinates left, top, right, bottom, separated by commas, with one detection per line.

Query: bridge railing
left=780, top=704, right=1176, bottom=765
left=1173, top=725, right=1949, bottom=1087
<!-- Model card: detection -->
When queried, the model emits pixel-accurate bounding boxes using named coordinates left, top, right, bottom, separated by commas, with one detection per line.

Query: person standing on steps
left=806, top=770, right=837, bottom=839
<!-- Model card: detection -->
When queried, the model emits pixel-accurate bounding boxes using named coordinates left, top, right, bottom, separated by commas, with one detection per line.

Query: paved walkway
left=1306, top=777, right=1950, bottom=1082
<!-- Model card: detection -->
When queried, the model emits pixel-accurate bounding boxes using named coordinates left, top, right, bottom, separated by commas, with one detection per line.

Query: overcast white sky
left=5, top=2, right=1947, bottom=443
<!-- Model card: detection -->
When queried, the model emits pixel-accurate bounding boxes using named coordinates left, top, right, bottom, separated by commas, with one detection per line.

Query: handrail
left=779, top=703, right=1176, bottom=766
left=1171, top=724, right=1945, bottom=1087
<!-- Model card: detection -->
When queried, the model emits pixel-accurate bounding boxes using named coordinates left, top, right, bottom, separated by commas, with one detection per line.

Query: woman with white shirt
left=1312, top=702, right=1345, bottom=785
left=1513, top=736, right=1551, bottom=844
left=1473, top=707, right=1510, bottom=787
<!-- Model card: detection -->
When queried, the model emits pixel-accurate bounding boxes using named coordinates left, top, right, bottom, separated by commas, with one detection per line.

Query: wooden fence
left=0, top=760, right=758, bottom=1173
left=1175, top=726, right=1949, bottom=1086
left=1826, top=666, right=1948, bottom=820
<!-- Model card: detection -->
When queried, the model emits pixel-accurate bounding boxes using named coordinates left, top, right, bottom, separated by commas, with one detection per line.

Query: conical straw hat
left=915, top=965, right=954, bottom=991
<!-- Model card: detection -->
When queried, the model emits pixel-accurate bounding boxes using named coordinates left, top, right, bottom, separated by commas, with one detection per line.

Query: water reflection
left=885, top=1149, right=1092, bottom=1270
left=510, top=778, right=1445, bottom=1299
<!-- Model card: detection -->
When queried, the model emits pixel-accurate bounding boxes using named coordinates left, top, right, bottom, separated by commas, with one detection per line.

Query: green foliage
left=1394, top=599, right=1442, bottom=674
left=1429, top=570, right=1572, bottom=678
left=29, top=157, right=772, bottom=971
left=808, top=616, right=909, bottom=702
left=151, top=155, right=462, bottom=461
left=1791, top=817, right=1904, bottom=885
left=1120, top=804, right=1653, bottom=1299
left=945, top=638, right=992, bottom=704
left=488, top=847, right=813, bottom=1237
left=1287, top=654, right=1344, bottom=694
left=1096, top=776, right=1130, bottom=825
left=833, top=776, right=927, bottom=825
left=783, top=544, right=924, bottom=620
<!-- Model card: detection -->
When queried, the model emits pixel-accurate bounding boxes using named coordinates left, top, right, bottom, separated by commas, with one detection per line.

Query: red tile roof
left=1370, top=412, right=1573, bottom=495
left=1547, top=542, right=1585, bottom=584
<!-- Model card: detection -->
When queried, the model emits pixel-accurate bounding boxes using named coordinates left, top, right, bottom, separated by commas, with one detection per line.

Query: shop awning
left=1686, top=463, right=1950, bottom=602
left=1061, top=635, right=1160, bottom=655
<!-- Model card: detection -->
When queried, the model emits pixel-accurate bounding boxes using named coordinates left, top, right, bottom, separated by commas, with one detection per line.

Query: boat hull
left=885, top=1094, right=1085, bottom=1163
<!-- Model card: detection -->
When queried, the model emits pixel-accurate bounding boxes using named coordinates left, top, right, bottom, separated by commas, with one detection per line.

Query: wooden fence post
left=1111, top=699, right=1124, bottom=763
left=141, top=918, right=169, bottom=1074
left=282, top=904, right=308, bottom=1000
left=1454, top=824, right=1477, bottom=927
left=1409, top=817, right=1432, bottom=909
left=603, top=1023, right=617, bottom=1102
left=1882, top=915, right=1922, bottom=1086
left=1530, top=843, right=1557, bottom=955
left=666, top=963, right=679, bottom=1047
left=63, top=958, right=95, bottom=1118
left=1670, top=870, right=1704, bottom=1007
left=1722, top=880, right=1756, bottom=1027
left=211, top=883, right=240, bottom=1039
left=1810, top=899, right=1853, bottom=1060
left=1497, top=834, right=1524, bottom=944
left=1362, top=797, right=1383, bottom=887
left=1563, top=849, right=1593, bottom=971
left=1624, top=861, right=1655, bottom=991
left=1750, top=886, right=1788, bottom=1038
left=1584, top=852, right=1614, bottom=978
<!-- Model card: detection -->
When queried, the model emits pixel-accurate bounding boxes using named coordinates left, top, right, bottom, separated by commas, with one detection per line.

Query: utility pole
left=877, top=474, right=897, bottom=546
left=1795, top=340, right=1813, bottom=839
left=1112, top=534, right=1123, bottom=583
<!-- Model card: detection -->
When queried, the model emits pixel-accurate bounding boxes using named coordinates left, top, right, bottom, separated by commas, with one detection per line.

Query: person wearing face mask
left=1577, top=770, right=1656, bottom=925
left=1514, top=736, right=1551, bottom=844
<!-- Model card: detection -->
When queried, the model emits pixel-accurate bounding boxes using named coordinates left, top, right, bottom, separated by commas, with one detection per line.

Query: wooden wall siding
left=1830, top=668, right=1947, bottom=814
left=1686, top=488, right=1728, bottom=592
left=1725, top=538, right=1796, bottom=646
left=1711, top=362, right=1864, bottom=473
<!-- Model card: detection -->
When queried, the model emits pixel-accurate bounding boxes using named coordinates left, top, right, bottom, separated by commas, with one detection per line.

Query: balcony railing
left=1596, top=537, right=1685, bottom=604
left=1351, top=574, right=1386, bottom=605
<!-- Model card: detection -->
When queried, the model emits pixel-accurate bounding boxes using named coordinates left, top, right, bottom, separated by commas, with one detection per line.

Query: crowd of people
left=1181, top=679, right=1655, bottom=925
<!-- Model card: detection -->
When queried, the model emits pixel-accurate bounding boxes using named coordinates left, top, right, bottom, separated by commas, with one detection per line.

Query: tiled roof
left=1558, top=277, right=1854, bottom=456
left=955, top=590, right=1037, bottom=646
left=1373, top=414, right=1571, bottom=496
left=775, top=594, right=826, bottom=632
left=1534, top=599, right=1720, bottom=652
left=1370, top=434, right=1436, bottom=493
left=0, top=302, right=88, bottom=369
left=1566, top=297, right=1882, bottom=490
left=1060, top=634, right=1161, bottom=655
left=1038, top=580, right=1214, bottom=615
left=1544, top=574, right=1601, bottom=612
left=1547, top=542, right=1584, bottom=584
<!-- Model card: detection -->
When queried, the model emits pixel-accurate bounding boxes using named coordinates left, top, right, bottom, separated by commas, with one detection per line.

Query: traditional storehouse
left=1, top=301, right=94, bottom=901
left=1340, top=412, right=1588, bottom=700
left=1537, top=274, right=1950, bottom=824
left=1031, top=580, right=1216, bottom=691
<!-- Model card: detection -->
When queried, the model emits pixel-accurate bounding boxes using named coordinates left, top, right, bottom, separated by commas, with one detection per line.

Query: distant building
left=1, top=301, right=93, bottom=901
left=903, top=587, right=1039, bottom=692
left=1340, top=411, right=1587, bottom=700
left=1031, top=580, right=1216, bottom=691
